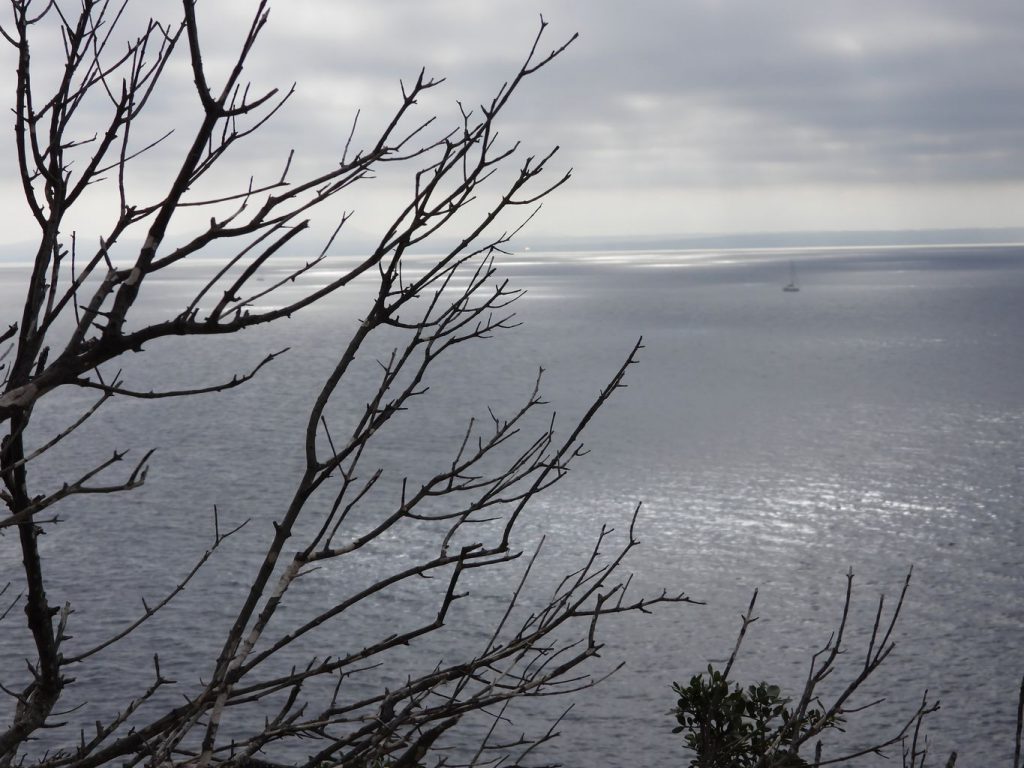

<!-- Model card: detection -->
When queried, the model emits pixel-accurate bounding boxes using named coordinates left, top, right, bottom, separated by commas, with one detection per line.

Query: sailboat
left=782, top=261, right=800, bottom=292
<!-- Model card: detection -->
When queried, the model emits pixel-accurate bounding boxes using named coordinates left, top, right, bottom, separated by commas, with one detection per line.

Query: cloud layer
left=3, top=1, right=1023, bottom=244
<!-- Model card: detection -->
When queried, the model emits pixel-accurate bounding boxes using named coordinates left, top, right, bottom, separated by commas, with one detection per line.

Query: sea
left=1, top=243, right=1022, bottom=767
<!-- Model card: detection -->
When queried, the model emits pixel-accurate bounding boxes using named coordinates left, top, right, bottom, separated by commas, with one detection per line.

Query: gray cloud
left=536, top=1, right=1024, bottom=186
left=3, top=0, right=1023, bottom=242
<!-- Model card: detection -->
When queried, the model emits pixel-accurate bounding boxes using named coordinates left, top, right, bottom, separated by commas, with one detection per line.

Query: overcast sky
left=3, top=0, right=1024, bottom=248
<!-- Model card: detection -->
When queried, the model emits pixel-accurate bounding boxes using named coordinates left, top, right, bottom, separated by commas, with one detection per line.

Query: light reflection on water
left=0, top=245, right=1022, bottom=766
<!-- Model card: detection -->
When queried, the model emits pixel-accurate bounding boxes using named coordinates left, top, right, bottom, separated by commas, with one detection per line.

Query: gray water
left=1, top=244, right=1022, bottom=766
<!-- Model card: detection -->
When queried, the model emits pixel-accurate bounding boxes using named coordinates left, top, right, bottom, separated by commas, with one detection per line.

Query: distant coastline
left=3, top=226, right=1024, bottom=264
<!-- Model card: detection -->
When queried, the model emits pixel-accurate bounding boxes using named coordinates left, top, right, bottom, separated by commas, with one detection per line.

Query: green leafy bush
left=672, top=665, right=839, bottom=767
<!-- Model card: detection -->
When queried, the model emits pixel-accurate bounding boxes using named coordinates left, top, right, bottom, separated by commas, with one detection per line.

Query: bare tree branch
left=0, top=6, right=694, bottom=767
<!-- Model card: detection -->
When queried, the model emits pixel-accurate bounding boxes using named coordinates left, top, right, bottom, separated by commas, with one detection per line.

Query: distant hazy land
left=4, top=226, right=1024, bottom=264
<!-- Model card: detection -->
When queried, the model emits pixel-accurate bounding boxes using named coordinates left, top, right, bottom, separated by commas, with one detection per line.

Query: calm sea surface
left=1, top=244, right=1022, bottom=766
